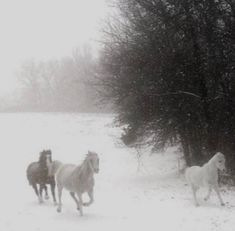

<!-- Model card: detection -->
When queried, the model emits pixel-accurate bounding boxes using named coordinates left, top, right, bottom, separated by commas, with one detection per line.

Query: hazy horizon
left=0, top=0, right=108, bottom=98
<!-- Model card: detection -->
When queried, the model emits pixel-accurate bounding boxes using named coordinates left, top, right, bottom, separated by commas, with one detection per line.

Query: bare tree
left=17, top=44, right=104, bottom=112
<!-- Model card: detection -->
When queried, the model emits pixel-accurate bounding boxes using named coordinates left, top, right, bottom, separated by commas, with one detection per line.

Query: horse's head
left=214, top=152, right=226, bottom=172
left=87, top=151, right=100, bottom=173
left=39, top=149, right=52, bottom=168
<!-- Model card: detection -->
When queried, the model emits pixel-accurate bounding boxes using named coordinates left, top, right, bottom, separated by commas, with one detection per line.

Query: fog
left=0, top=0, right=108, bottom=111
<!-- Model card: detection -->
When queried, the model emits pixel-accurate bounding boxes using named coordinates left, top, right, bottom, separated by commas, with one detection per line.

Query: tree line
left=16, top=45, right=104, bottom=112
left=99, top=0, right=235, bottom=170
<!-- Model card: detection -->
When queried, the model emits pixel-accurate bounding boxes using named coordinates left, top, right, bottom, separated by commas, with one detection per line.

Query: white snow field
left=0, top=113, right=235, bottom=231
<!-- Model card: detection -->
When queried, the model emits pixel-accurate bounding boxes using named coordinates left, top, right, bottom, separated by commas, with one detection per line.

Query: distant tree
left=18, top=44, right=103, bottom=112
left=18, top=60, right=42, bottom=110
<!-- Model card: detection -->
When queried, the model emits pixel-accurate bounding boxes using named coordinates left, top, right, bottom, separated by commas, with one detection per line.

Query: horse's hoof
left=57, top=208, right=61, bottom=213
left=221, top=203, right=225, bottom=206
left=83, top=203, right=89, bottom=207
left=45, top=195, right=49, bottom=200
left=77, top=207, right=80, bottom=211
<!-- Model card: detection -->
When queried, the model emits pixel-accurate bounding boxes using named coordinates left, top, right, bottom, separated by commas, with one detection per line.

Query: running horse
left=185, top=152, right=226, bottom=206
left=26, top=150, right=57, bottom=204
left=56, top=151, right=100, bottom=216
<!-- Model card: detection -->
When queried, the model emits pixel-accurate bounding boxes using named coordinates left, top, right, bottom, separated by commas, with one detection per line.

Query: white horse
left=55, top=151, right=100, bottom=216
left=185, top=152, right=226, bottom=206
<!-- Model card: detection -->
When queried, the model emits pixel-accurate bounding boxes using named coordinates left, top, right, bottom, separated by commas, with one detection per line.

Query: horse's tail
left=26, top=162, right=37, bottom=186
left=184, top=166, right=193, bottom=185
left=26, top=168, right=33, bottom=185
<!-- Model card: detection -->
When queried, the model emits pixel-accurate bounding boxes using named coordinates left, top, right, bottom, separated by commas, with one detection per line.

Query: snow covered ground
left=0, top=113, right=234, bottom=231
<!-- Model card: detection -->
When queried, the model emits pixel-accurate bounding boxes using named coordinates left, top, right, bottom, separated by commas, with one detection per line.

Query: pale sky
left=0, top=0, right=108, bottom=97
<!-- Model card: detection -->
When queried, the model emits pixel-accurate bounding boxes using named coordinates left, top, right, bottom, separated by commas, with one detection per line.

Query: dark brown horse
left=26, top=150, right=57, bottom=204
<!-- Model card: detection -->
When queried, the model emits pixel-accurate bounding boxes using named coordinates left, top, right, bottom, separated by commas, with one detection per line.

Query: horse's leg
left=204, top=186, right=212, bottom=201
left=76, top=193, right=83, bottom=216
left=32, top=183, right=41, bottom=203
left=57, top=185, right=63, bottom=212
left=50, top=181, right=57, bottom=205
left=192, top=185, right=199, bottom=206
left=213, top=185, right=225, bottom=206
left=70, top=192, right=80, bottom=210
left=83, top=188, right=94, bottom=207
left=44, top=185, right=49, bottom=200
left=32, top=183, right=39, bottom=196
left=38, top=184, right=44, bottom=203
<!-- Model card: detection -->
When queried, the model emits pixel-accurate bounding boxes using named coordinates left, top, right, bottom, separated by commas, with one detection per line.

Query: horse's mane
left=80, top=151, right=95, bottom=164
left=38, top=149, right=52, bottom=168
left=78, top=155, right=90, bottom=173
left=74, top=152, right=95, bottom=176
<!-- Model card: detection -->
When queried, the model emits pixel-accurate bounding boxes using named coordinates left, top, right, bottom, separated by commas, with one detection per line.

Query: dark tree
left=100, top=0, right=235, bottom=169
